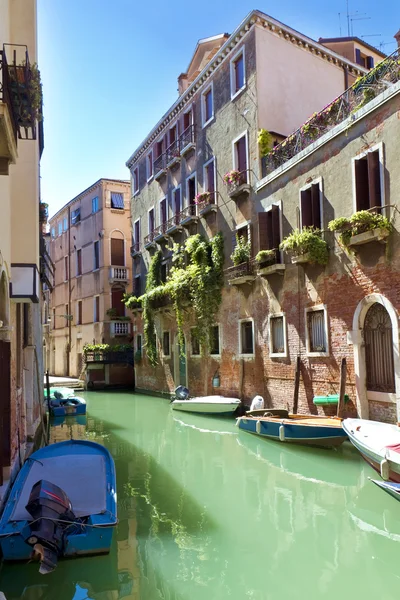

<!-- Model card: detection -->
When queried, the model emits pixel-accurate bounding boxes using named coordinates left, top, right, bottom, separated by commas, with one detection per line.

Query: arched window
left=364, top=303, right=395, bottom=393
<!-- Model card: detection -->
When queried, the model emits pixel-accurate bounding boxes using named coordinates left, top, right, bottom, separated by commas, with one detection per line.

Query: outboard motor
left=24, top=480, right=75, bottom=575
left=174, top=385, right=190, bottom=400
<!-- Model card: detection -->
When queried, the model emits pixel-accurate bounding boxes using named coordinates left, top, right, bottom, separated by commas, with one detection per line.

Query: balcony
left=0, top=49, right=18, bottom=174
left=130, top=243, right=141, bottom=259
left=39, top=237, right=55, bottom=292
left=180, top=204, right=198, bottom=227
left=197, top=192, right=218, bottom=217
left=2, top=44, right=40, bottom=142
left=166, top=140, right=181, bottom=168
left=226, top=171, right=251, bottom=199
left=262, top=47, right=400, bottom=176
left=144, top=231, right=157, bottom=250
left=154, top=153, right=167, bottom=181
left=153, top=222, right=169, bottom=244
left=85, top=348, right=134, bottom=366
left=179, top=124, right=195, bottom=156
left=110, top=320, right=131, bottom=337
left=225, top=260, right=256, bottom=286
left=166, top=213, right=183, bottom=235
left=110, top=266, right=129, bottom=282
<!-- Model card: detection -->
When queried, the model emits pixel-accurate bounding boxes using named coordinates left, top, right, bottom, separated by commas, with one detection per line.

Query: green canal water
left=1, top=391, right=400, bottom=599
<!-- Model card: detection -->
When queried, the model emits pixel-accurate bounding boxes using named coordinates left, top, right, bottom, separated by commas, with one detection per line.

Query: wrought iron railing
left=180, top=204, right=197, bottom=221
left=166, top=213, right=182, bottom=231
left=179, top=124, right=195, bottom=151
left=153, top=222, right=167, bottom=238
left=0, top=49, right=18, bottom=143
left=225, top=259, right=256, bottom=281
left=144, top=230, right=156, bottom=246
left=130, top=243, right=140, bottom=257
left=154, top=153, right=167, bottom=175
left=263, top=48, right=400, bottom=176
left=39, top=237, right=55, bottom=291
left=166, top=140, right=181, bottom=165
left=196, top=191, right=217, bottom=213
left=225, top=170, right=250, bottom=196
left=85, top=349, right=134, bottom=366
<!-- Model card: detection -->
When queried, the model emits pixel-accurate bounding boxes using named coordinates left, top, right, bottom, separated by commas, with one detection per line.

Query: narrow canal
left=0, top=391, right=399, bottom=599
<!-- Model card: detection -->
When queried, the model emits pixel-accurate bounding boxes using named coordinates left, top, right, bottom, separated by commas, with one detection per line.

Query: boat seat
left=246, top=408, right=289, bottom=418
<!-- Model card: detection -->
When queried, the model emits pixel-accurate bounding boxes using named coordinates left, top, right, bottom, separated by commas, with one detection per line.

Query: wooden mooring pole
left=337, top=358, right=347, bottom=418
left=293, top=356, right=301, bottom=413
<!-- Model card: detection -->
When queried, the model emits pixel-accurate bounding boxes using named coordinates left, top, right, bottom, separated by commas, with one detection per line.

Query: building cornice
left=126, top=9, right=367, bottom=169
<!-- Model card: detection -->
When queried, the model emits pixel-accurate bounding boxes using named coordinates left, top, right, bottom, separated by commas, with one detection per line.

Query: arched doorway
left=352, top=294, right=400, bottom=420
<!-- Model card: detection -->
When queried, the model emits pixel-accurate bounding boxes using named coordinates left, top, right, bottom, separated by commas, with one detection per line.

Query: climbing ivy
left=124, top=233, right=224, bottom=365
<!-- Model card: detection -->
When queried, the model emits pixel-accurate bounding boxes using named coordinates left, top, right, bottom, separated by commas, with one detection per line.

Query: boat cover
left=11, top=455, right=107, bottom=521
left=386, top=443, right=400, bottom=454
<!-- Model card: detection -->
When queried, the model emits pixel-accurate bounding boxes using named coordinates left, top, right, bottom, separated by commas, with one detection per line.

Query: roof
left=49, top=178, right=130, bottom=222
left=126, top=9, right=369, bottom=169
left=184, top=33, right=230, bottom=74
left=318, top=37, right=387, bottom=58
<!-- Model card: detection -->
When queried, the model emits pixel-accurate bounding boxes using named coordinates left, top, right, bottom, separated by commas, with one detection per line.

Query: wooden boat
left=343, top=418, right=400, bottom=481
left=45, top=387, right=86, bottom=417
left=0, top=440, right=117, bottom=574
left=171, top=395, right=241, bottom=415
left=237, top=410, right=347, bottom=447
left=370, top=478, right=400, bottom=501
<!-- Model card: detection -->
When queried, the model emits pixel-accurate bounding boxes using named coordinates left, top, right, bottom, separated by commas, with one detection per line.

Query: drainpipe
left=67, top=205, right=72, bottom=376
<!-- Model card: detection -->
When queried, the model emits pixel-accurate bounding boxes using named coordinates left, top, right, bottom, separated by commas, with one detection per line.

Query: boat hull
left=0, top=440, right=117, bottom=562
left=172, top=400, right=240, bottom=415
left=49, top=397, right=87, bottom=417
left=237, top=416, right=347, bottom=448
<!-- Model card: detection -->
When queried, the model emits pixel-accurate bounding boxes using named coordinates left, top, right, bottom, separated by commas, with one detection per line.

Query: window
left=163, top=331, right=170, bottom=357
left=111, top=192, right=124, bottom=209
left=233, top=132, right=248, bottom=184
left=258, top=205, right=281, bottom=263
left=92, top=196, right=99, bottom=213
left=300, top=181, right=322, bottom=230
left=133, top=168, right=139, bottom=195
left=137, top=334, right=142, bottom=353
left=155, top=139, right=164, bottom=159
left=230, top=48, right=245, bottom=98
left=76, top=249, right=82, bottom=276
left=63, top=217, right=68, bottom=232
left=111, top=287, right=125, bottom=318
left=306, top=306, right=329, bottom=356
left=355, top=49, right=374, bottom=69
left=240, top=320, right=254, bottom=356
left=353, top=147, right=383, bottom=212
left=64, top=256, right=69, bottom=282
left=133, top=219, right=140, bottom=252
left=94, top=240, right=100, bottom=270
left=58, top=222, right=62, bottom=236
left=168, top=124, right=177, bottom=148
left=148, top=208, right=155, bottom=234
left=77, top=300, right=82, bottom=325
left=209, top=325, right=220, bottom=356
left=134, top=274, right=141, bottom=297
left=186, top=173, right=197, bottom=207
left=269, top=314, right=287, bottom=357
left=51, top=227, right=55, bottom=238
left=71, top=207, right=81, bottom=225
left=173, top=186, right=181, bottom=216
left=52, top=308, right=56, bottom=329
left=147, top=151, right=153, bottom=181
left=111, top=238, right=125, bottom=266
left=191, top=328, right=200, bottom=356
left=160, top=198, right=167, bottom=225
left=202, top=84, right=214, bottom=127
left=94, top=296, right=100, bottom=323
left=203, top=158, right=216, bottom=202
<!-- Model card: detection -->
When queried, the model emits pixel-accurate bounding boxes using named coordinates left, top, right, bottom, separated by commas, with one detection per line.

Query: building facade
left=0, top=0, right=46, bottom=499
left=126, top=10, right=375, bottom=398
left=48, top=178, right=133, bottom=386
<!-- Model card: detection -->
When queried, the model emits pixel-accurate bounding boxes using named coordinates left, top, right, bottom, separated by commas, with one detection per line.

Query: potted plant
left=106, top=308, right=118, bottom=319
left=223, top=170, right=242, bottom=186
left=195, top=192, right=211, bottom=205
left=328, top=210, right=392, bottom=247
left=231, top=235, right=251, bottom=266
left=279, top=228, right=328, bottom=266
left=255, top=249, right=277, bottom=267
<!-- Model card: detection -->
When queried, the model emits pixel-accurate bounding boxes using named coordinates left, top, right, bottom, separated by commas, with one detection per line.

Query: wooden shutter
left=300, top=189, right=313, bottom=228
left=237, top=137, right=247, bottom=176
left=366, top=56, right=374, bottom=69
left=367, top=151, right=382, bottom=211
left=258, top=212, right=269, bottom=250
left=355, top=157, right=370, bottom=211
left=111, top=238, right=125, bottom=266
left=161, top=199, right=167, bottom=223
left=271, top=205, right=281, bottom=261
left=149, top=209, right=154, bottom=232
left=355, top=48, right=362, bottom=65
left=112, top=288, right=125, bottom=317
left=311, top=184, right=321, bottom=229
left=207, top=162, right=215, bottom=193
left=174, top=188, right=181, bottom=215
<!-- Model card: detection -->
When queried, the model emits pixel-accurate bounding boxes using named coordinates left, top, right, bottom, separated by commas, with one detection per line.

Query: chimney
left=395, top=29, right=400, bottom=48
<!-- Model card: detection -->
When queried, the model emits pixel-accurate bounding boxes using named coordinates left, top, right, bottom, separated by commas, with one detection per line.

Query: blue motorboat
left=237, top=411, right=347, bottom=448
left=370, top=478, right=400, bottom=501
left=45, top=388, right=87, bottom=417
left=0, top=440, right=117, bottom=574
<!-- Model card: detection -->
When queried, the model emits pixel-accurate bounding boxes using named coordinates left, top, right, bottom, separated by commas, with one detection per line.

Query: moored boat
left=343, top=418, right=400, bottom=481
left=171, top=395, right=241, bottom=415
left=45, top=387, right=87, bottom=417
left=370, top=479, right=400, bottom=501
left=237, top=411, right=347, bottom=447
left=0, top=440, right=117, bottom=574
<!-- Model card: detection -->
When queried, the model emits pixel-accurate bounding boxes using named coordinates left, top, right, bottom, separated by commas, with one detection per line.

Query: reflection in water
left=1, top=392, right=400, bottom=599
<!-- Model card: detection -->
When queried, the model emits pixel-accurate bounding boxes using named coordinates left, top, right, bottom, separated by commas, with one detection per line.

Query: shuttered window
left=300, top=184, right=321, bottom=229
left=258, top=206, right=281, bottom=263
left=234, top=136, right=248, bottom=184
left=241, top=321, right=254, bottom=355
left=173, top=188, right=181, bottom=215
left=355, top=151, right=382, bottom=212
left=191, top=329, right=200, bottom=356
left=163, top=332, right=170, bottom=357
left=111, top=192, right=124, bottom=209
left=149, top=208, right=155, bottom=233
left=307, top=309, right=327, bottom=354
left=111, top=238, right=125, bottom=266
left=160, top=199, right=167, bottom=224
left=71, top=207, right=81, bottom=225
left=111, top=288, right=125, bottom=317
left=270, top=316, right=285, bottom=355
left=210, top=325, right=220, bottom=355
left=205, top=160, right=215, bottom=193
left=94, top=241, right=100, bottom=270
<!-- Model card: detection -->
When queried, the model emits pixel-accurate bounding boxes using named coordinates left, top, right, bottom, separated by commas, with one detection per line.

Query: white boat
left=171, top=395, right=241, bottom=415
left=342, top=418, right=400, bottom=482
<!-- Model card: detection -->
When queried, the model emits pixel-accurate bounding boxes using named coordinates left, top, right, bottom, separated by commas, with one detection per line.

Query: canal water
left=0, top=391, right=399, bottom=599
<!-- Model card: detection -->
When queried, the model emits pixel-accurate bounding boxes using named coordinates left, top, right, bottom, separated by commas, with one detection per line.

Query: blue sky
left=38, top=0, right=398, bottom=217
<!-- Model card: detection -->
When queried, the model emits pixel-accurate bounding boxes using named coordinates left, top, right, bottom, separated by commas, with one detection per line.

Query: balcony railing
left=180, top=204, right=198, bottom=226
left=110, top=321, right=131, bottom=337
left=0, top=49, right=18, bottom=145
left=179, top=124, right=195, bottom=155
left=110, top=266, right=128, bottom=281
left=130, top=243, right=141, bottom=258
left=225, top=259, right=256, bottom=285
left=40, top=237, right=55, bottom=291
left=166, top=140, right=181, bottom=166
left=153, top=222, right=168, bottom=242
left=225, top=171, right=251, bottom=199
left=144, top=230, right=157, bottom=248
left=85, top=348, right=134, bottom=366
left=196, top=192, right=218, bottom=216
left=154, top=153, right=167, bottom=179
left=166, top=213, right=183, bottom=234
left=263, top=48, right=400, bottom=176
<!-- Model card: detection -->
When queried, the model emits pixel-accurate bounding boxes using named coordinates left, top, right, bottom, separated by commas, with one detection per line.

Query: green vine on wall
left=125, top=233, right=224, bottom=366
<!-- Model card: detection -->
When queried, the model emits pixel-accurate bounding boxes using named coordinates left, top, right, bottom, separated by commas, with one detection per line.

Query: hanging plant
left=328, top=210, right=393, bottom=246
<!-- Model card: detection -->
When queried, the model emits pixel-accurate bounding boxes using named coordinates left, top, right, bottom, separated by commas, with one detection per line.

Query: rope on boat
left=0, top=514, right=119, bottom=539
